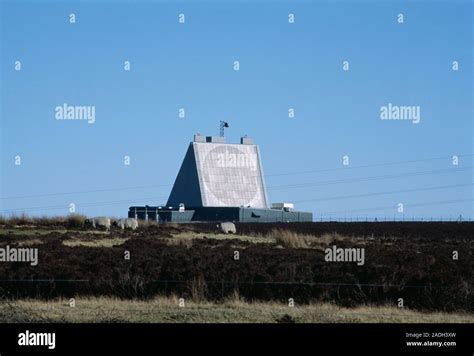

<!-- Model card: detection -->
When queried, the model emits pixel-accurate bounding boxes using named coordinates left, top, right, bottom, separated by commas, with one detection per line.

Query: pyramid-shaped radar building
left=166, top=135, right=269, bottom=209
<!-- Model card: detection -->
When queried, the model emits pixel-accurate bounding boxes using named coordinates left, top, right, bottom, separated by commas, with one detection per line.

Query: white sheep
left=219, top=222, right=236, bottom=234
left=115, top=218, right=139, bottom=230
left=84, top=217, right=111, bottom=232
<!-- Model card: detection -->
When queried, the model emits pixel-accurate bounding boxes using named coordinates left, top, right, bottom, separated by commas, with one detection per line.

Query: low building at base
left=128, top=206, right=312, bottom=223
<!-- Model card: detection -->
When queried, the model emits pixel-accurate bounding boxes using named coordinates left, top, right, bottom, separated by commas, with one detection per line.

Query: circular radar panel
left=201, top=145, right=261, bottom=206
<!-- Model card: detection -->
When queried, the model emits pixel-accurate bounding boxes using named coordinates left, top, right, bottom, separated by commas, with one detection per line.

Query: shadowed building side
left=166, top=143, right=203, bottom=208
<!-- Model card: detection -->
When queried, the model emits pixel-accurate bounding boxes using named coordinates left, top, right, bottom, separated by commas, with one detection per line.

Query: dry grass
left=269, top=229, right=310, bottom=248
left=0, top=229, right=68, bottom=236
left=265, top=229, right=369, bottom=249
left=1, top=297, right=472, bottom=323
left=0, top=224, right=370, bottom=251
left=1, top=213, right=33, bottom=226
left=0, top=214, right=65, bottom=227
left=0, top=229, right=109, bottom=237
left=170, top=232, right=272, bottom=244
left=16, top=238, right=44, bottom=246
left=0, top=214, right=87, bottom=229
left=66, top=214, right=87, bottom=228
left=62, top=237, right=128, bottom=248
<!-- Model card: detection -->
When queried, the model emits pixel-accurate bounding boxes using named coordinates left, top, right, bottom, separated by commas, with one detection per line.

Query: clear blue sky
left=1, top=0, right=472, bottom=220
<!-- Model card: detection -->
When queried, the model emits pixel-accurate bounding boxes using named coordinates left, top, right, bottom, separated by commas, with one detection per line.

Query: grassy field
left=0, top=225, right=376, bottom=248
left=1, top=219, right=472, bottom=322
left=0, top=297, right=472, bottom=323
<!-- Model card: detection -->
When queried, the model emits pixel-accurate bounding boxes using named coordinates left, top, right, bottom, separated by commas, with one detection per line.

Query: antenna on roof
left=220, top=121, right=229, bottom=137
